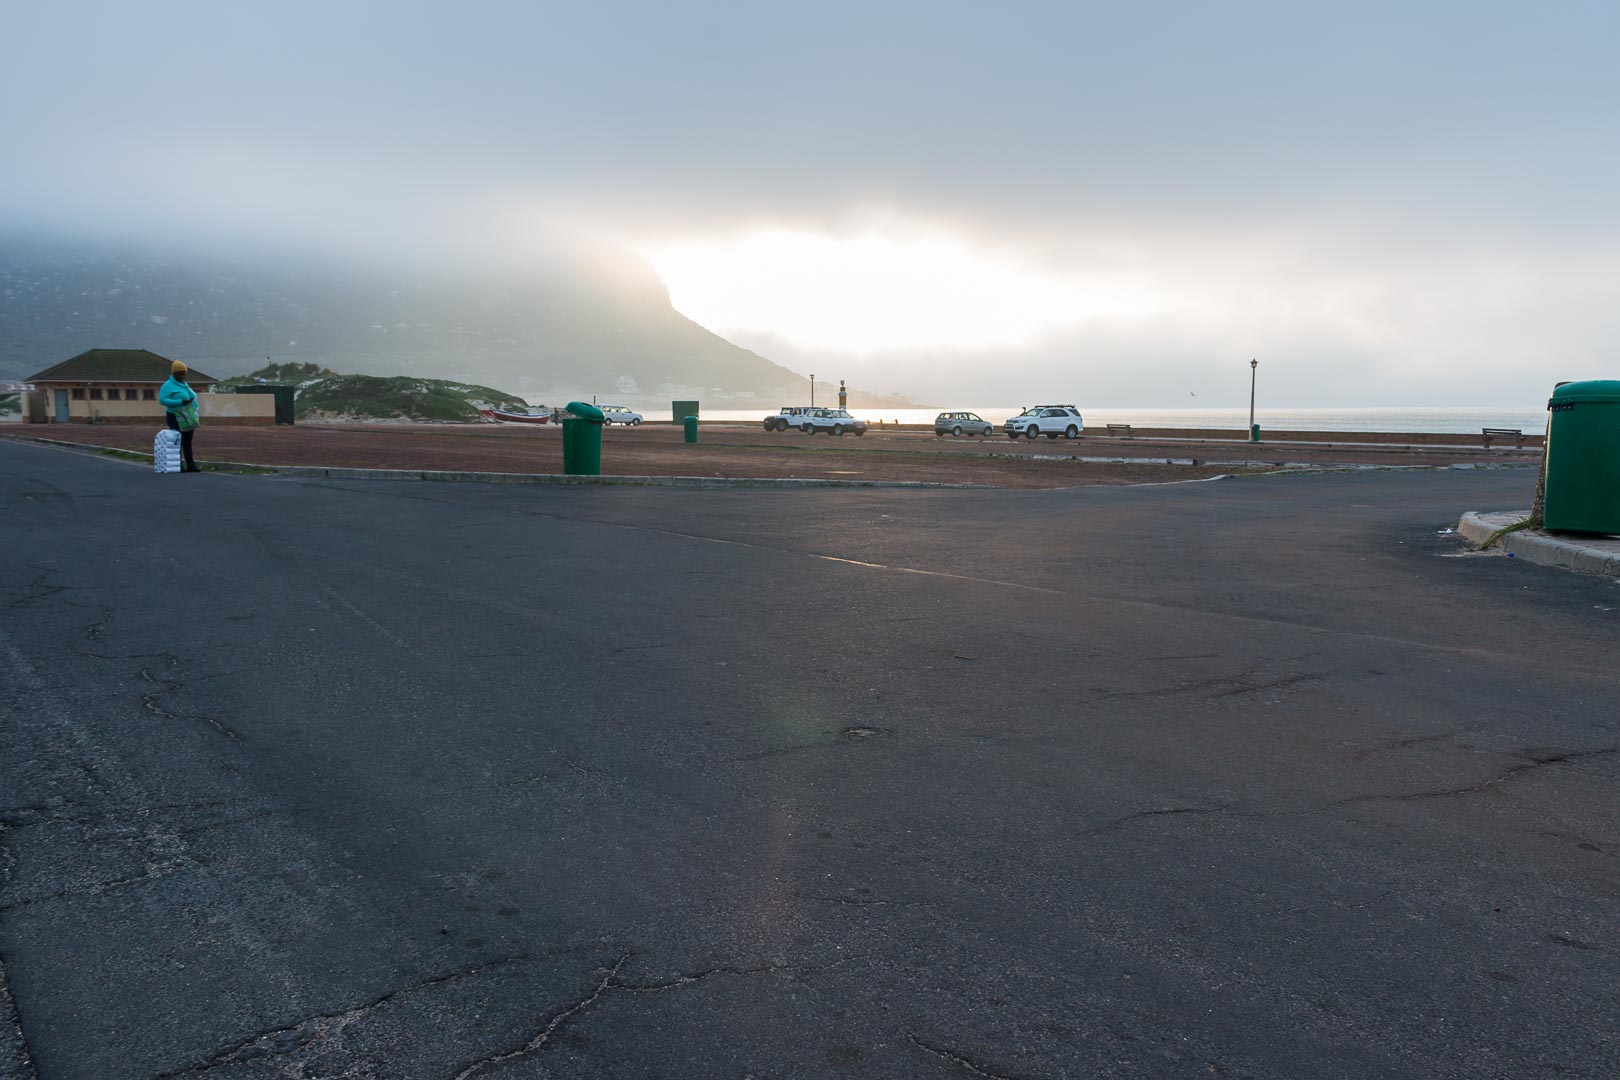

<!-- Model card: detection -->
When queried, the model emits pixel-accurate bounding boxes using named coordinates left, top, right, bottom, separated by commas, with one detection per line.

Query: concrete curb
left=271, top=465, right=998, bottom=490
left=0, top=435, right=995, bottom=490
left=1458, top=510, right=1620, bottom=578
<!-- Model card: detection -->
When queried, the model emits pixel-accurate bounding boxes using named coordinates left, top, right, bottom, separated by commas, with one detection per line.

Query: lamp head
left=1250, top=359, right=1258, bottom=369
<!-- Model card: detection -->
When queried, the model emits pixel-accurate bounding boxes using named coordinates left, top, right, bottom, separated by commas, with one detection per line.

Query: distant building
left=23, top=348, right=269, bottom=425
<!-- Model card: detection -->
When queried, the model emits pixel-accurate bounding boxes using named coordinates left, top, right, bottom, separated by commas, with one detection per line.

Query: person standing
left=158, top=361, right=201, bottom=472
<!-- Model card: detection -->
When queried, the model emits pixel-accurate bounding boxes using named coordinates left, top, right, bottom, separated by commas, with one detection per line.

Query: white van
left=599, top=404, right=644, bottom=426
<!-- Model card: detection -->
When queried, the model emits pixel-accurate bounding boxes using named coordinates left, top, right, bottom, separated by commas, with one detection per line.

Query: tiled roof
left=26, top=348, right=216, bottom=384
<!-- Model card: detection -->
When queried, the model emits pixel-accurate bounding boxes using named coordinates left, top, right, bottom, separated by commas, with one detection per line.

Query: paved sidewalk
left=1458, top=509, right=1620, bottom=577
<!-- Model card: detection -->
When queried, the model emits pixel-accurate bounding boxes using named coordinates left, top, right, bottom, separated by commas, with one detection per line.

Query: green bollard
left=562, top=402, right=605, bottom=475
left=684, top=415, right=699, bottom=443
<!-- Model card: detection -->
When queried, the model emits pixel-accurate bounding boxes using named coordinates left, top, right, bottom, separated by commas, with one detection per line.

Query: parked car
left=764, top=406, right=817, bottom=432
left=801, top=408, right=868, bottom=436
left=934, top=411, right=995, bottom=437
left=599, top=404, right=644, bottom=426
left=1004, top=405, right=1084, bottom=439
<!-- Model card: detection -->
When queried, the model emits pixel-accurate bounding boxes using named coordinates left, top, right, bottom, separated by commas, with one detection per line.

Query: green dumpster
left=683, top=415, right=699, bottom=443
left=562, top=401, right=605, bottom=475
left=1250, top=423, right=1261, bottom=443
left=1544, top=380, right=1620, bottom=534
left=671, top=399, right=699, bottom=424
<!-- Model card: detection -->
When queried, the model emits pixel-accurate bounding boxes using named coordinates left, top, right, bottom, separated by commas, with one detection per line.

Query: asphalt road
left=2, top=440, right=1615, bottom=1080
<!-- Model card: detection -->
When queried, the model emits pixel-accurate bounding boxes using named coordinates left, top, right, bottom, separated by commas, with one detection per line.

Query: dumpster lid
left=565, top=401, right=605, bottom=421
left=1550, top=380, right=1620, bottom=405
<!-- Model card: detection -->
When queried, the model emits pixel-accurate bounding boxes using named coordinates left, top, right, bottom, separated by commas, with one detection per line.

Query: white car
left=1004, top=405, right=1084, bottom=440
left=599, top=404, right=643, bottom=426
left=764, top=406, right=817, bottom=432
left=800, top=408, right=867, bottom=436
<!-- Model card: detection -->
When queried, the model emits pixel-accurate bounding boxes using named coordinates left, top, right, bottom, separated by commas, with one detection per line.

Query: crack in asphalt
left=452, top=951, right=870, bottom=1079
left=154, top=949, right=870, bottom=1079
left=0, top=861, right=199, bottom=915
left=84, top=605, right=112, bottom=642
left=0, top=799, right=259, bottom=838
left=908, top=1033, right=1032, bottom=1080
left=138, top=667, right=243, bottom=741
left=6, top=567, right=71, bottom=608
left=1084, top=805, right=1238, bottom=835
left=725, top=740, right=845, bottom=764
left=1349, top=728, right=1472, bottom=760
left=1093, top=655, right=1325, bottom=702
left=1535, top=828, right=1617, bottom=858
left=450, top=953, right=630, bottom=1080
left=1086, top=745, right=1620, bottom=835
left=796, top=893, right=937, bottom=909
left=0, top=953, right=38, bottom=1080
left=155, top=952, right=542, bottom=1078
left=616, top=952, right=870, bottom=992
left=1320, top=746, right=1620, bottom=810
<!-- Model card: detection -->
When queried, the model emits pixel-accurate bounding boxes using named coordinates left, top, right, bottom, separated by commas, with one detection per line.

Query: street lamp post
left=810, top=374, right=816, bottom=407
left=1249, top=359, right=1258, bottom=436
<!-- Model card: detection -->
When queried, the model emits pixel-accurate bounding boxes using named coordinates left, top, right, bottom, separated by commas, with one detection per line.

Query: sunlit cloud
left=639, top=230, right=1168, bottom=353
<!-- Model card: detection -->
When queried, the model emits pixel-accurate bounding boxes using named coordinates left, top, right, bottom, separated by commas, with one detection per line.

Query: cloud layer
left=4, top=1, right=1616, bottom=404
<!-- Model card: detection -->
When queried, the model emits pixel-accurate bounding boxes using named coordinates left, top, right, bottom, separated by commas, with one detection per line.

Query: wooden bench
left=1106, top=423, right=1134, bottom=438
left=1481, top=427, right=1524, bottom=449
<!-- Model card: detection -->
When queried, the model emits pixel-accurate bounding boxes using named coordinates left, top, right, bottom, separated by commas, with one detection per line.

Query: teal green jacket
left=158, top=376, right=196, bottom=413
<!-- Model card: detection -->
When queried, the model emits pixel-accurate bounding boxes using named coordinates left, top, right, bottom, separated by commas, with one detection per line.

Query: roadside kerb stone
left=0, top=436, right=998, bottom=488
left=288, top=466, right=997, bottom=492
left=1458, top=510, right=1620, bottom=578
left=238, top=463, right=1000, bottom=490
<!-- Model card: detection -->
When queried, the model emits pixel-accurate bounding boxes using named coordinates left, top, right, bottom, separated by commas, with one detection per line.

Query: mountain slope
left=0, top=235, right=811, bottom=401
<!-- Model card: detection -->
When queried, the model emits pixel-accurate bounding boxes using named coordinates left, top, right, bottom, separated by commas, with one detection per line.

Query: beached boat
left=479, top=407, right=552, bottom=424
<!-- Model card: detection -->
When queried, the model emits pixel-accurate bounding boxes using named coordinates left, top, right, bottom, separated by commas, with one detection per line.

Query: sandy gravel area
left=4, top=421, right=1534, bottom=489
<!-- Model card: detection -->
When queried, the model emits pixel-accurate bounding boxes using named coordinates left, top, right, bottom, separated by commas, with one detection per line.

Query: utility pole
left=810, top=374, right=816, bottom=407
left=1249, top=359, right=1259, bottom=437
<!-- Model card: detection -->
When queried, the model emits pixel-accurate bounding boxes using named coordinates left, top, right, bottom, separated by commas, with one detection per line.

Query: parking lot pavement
left=3, top=438, right=1616, bottom=1079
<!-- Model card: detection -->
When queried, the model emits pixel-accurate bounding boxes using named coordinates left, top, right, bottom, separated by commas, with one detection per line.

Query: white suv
left=1004, top=405, right=1084, bottom=440
left=764, top=406, right=816, bottom=432
left=599, top=404, right=643, bottom=426
left=801, top=408, right=868, bottom=436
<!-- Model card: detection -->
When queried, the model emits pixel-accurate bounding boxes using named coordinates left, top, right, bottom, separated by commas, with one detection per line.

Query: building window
left=72, top=388, right=85, bottom=400
left=89, top=388, right=103, bottom=400
left=142, top=388, right=156, bottom=400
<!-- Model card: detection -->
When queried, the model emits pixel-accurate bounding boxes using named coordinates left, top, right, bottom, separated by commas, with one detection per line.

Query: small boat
left=479, top=407, right=552, bottom=424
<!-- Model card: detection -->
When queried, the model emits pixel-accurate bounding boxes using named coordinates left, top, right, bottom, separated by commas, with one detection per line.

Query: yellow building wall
left=37, top=384, right=276, bottom=424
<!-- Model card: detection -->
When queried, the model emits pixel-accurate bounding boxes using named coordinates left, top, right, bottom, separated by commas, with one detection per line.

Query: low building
left=23, top=348, right=272, bottom=425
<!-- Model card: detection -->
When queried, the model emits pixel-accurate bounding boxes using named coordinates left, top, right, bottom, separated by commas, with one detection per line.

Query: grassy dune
left=294, top=374, right=528, bottom=421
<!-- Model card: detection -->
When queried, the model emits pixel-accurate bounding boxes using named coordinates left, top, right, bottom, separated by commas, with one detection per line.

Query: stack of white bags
left=153, top=428, right=183, bottom=474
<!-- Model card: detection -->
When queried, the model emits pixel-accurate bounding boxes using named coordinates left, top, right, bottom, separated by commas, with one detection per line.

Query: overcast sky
left=4, top=1, right=1617, bottom=405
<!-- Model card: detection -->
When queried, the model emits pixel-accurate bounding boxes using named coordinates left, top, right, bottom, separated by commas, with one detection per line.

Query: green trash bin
left=1250, top=423, right=1261, bottom=443
left=683, top=415, right=698, bottom=443
left=562, top=401, right=605, bottom=475
left=1544, top=380, right=1620, bottom=534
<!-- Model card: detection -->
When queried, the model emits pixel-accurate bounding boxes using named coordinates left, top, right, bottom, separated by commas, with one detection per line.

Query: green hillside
left=293, top=375, right=528, bottom=421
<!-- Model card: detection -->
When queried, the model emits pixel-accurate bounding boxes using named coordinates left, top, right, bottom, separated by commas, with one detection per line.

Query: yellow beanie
left=171, top=361, right=188, bottom=374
